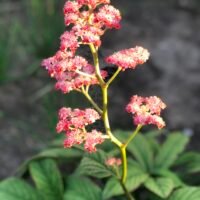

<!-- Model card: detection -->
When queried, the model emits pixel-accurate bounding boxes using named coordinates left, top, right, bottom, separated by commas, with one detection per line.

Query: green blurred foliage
left=0, top=21, right=23, bottom=83
left=0, top=24, right=10, bottom=83
left=0, top=0, right=64, bottom=83
left=0, top=0, right=87, bottom=135
left=24, top=0, right=64, bottom=58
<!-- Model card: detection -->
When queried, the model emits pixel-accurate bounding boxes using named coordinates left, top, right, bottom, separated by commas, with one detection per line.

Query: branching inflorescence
left=41, top=0, right=166, bottom=199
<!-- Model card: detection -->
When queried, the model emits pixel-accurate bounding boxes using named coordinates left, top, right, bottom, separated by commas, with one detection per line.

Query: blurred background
left=0, top=0, right=200, bottom=179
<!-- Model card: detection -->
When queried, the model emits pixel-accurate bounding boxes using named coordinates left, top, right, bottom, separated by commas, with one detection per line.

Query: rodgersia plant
left=42, top=0, right=166, bottom=199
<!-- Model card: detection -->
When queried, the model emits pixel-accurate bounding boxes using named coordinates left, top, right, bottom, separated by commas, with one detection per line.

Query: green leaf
left=174, top=152, right=200, bottom=173
left=29, top=159, right=64, bottom=200
left=126, top=134, right=154, bottom=171
left=145, top=133, right=161, bottom=154
left=128, top=158, right=144, bottom=169
left=75, top=150, right=115, bottom=178
left=155, top=169, right=185, bottom=187
left=168, top=187, right=200, bottom=200
left=108, top=148, right=121, bottom=157
left=64, top=175, right=102, bottom=200
left=145, top=130, right=163, bottom=138
left=103, top=164, right=148, bottom=199
left=155, top=133, right=189, bottom=169
left=144, top=177, right=174, bottom=198
left=37, top=147, right=83, bottom=160
left=17, top=147, right=83, bottom=176
left=0, top=177, right=42, bottom=200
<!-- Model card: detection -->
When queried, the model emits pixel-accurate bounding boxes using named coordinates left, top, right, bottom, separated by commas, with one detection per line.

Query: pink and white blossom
left=105, top=46, right=150, bottom=70
left=57, top=108, right=104, bottom=152
left=126, top=95, right=166, bottom=129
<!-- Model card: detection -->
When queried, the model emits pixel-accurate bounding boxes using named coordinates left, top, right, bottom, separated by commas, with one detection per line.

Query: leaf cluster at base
left=0, top=131, right=200, bottom=200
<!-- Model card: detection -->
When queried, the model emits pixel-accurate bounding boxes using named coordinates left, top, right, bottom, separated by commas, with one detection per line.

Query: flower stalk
left=124, top=125, right=142, bottom=148
left=106, top=67, right=121, bottom=86
left=120, top=182, right=135, bottom=200
left=89, top=42, right=134, bottom=199
left=89, top=44, right=105, bottom=86
left=42, top=1, right=166, bottom=199
left=81, top=87, right=103, bottom=114
left=120, top=146, right=127, bottom=184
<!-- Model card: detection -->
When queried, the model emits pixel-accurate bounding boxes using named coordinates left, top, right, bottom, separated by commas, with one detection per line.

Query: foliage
left=0, top=0, right=64, bottom=84
left=0, top=24, right=11, bottom=83
left=0, top=0, right=65, bottom=85
left=23, top=0, right=64, bottom=58
left=0, top=22, right=24, bottom=83
left=1, top=131, right=200, bottom=200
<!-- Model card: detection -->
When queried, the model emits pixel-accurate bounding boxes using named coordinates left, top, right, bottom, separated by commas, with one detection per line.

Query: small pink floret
left=63, top=1, right=80, bottom=14
left=57, top=107, right=100, bottom=132
left=64, top=129, right=85, bottom=148
left=95, top=5, right=121, bottom=29
left=105, top=157, right=122, bottom=166
left=73, top=25, right=103, bottom=47
left=84, top=130, right=104, bottom=152
left=60, top=31, right=79, bottom=52
left=63, top=129, right=104, bottom=153
left=63, top=1, right=81, bottom=26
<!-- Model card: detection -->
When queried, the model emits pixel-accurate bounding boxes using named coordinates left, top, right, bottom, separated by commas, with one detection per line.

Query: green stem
left=121, top=146, right=128, bottom=184
left=101, top=86, right=122, bottom=147
left=89, top=42, right=134, bottom=200
left=120, top=181, right=135, bottom=200
left=81, top=88, right=103, bottom=115
left=120, top=125, right=142, bottom=198
left=89, top=42, right=121, bottom=146
left=106, top=67, right=121, bottom=86
left=124, top=125, right=142, bottom=148
left=120, top=146, right=136, bottom=200
left=101, top=85, right=133, bottom=200
left=89, top=44, right=105, bottom=86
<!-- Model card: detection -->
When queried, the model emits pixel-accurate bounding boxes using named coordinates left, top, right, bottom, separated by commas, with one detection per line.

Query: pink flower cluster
left=106, top=46, right=150, bottom=70
left=126, top=95, right=166, bottom=129
left=105, top=157, right=122, bottom=167
left=42, top=0, right=122, bottom=93
left=63, top=0, right=121, bottom=45
left=57, top=107, right=104, bottom=152
left=42, top=49, right=106, bottom=93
